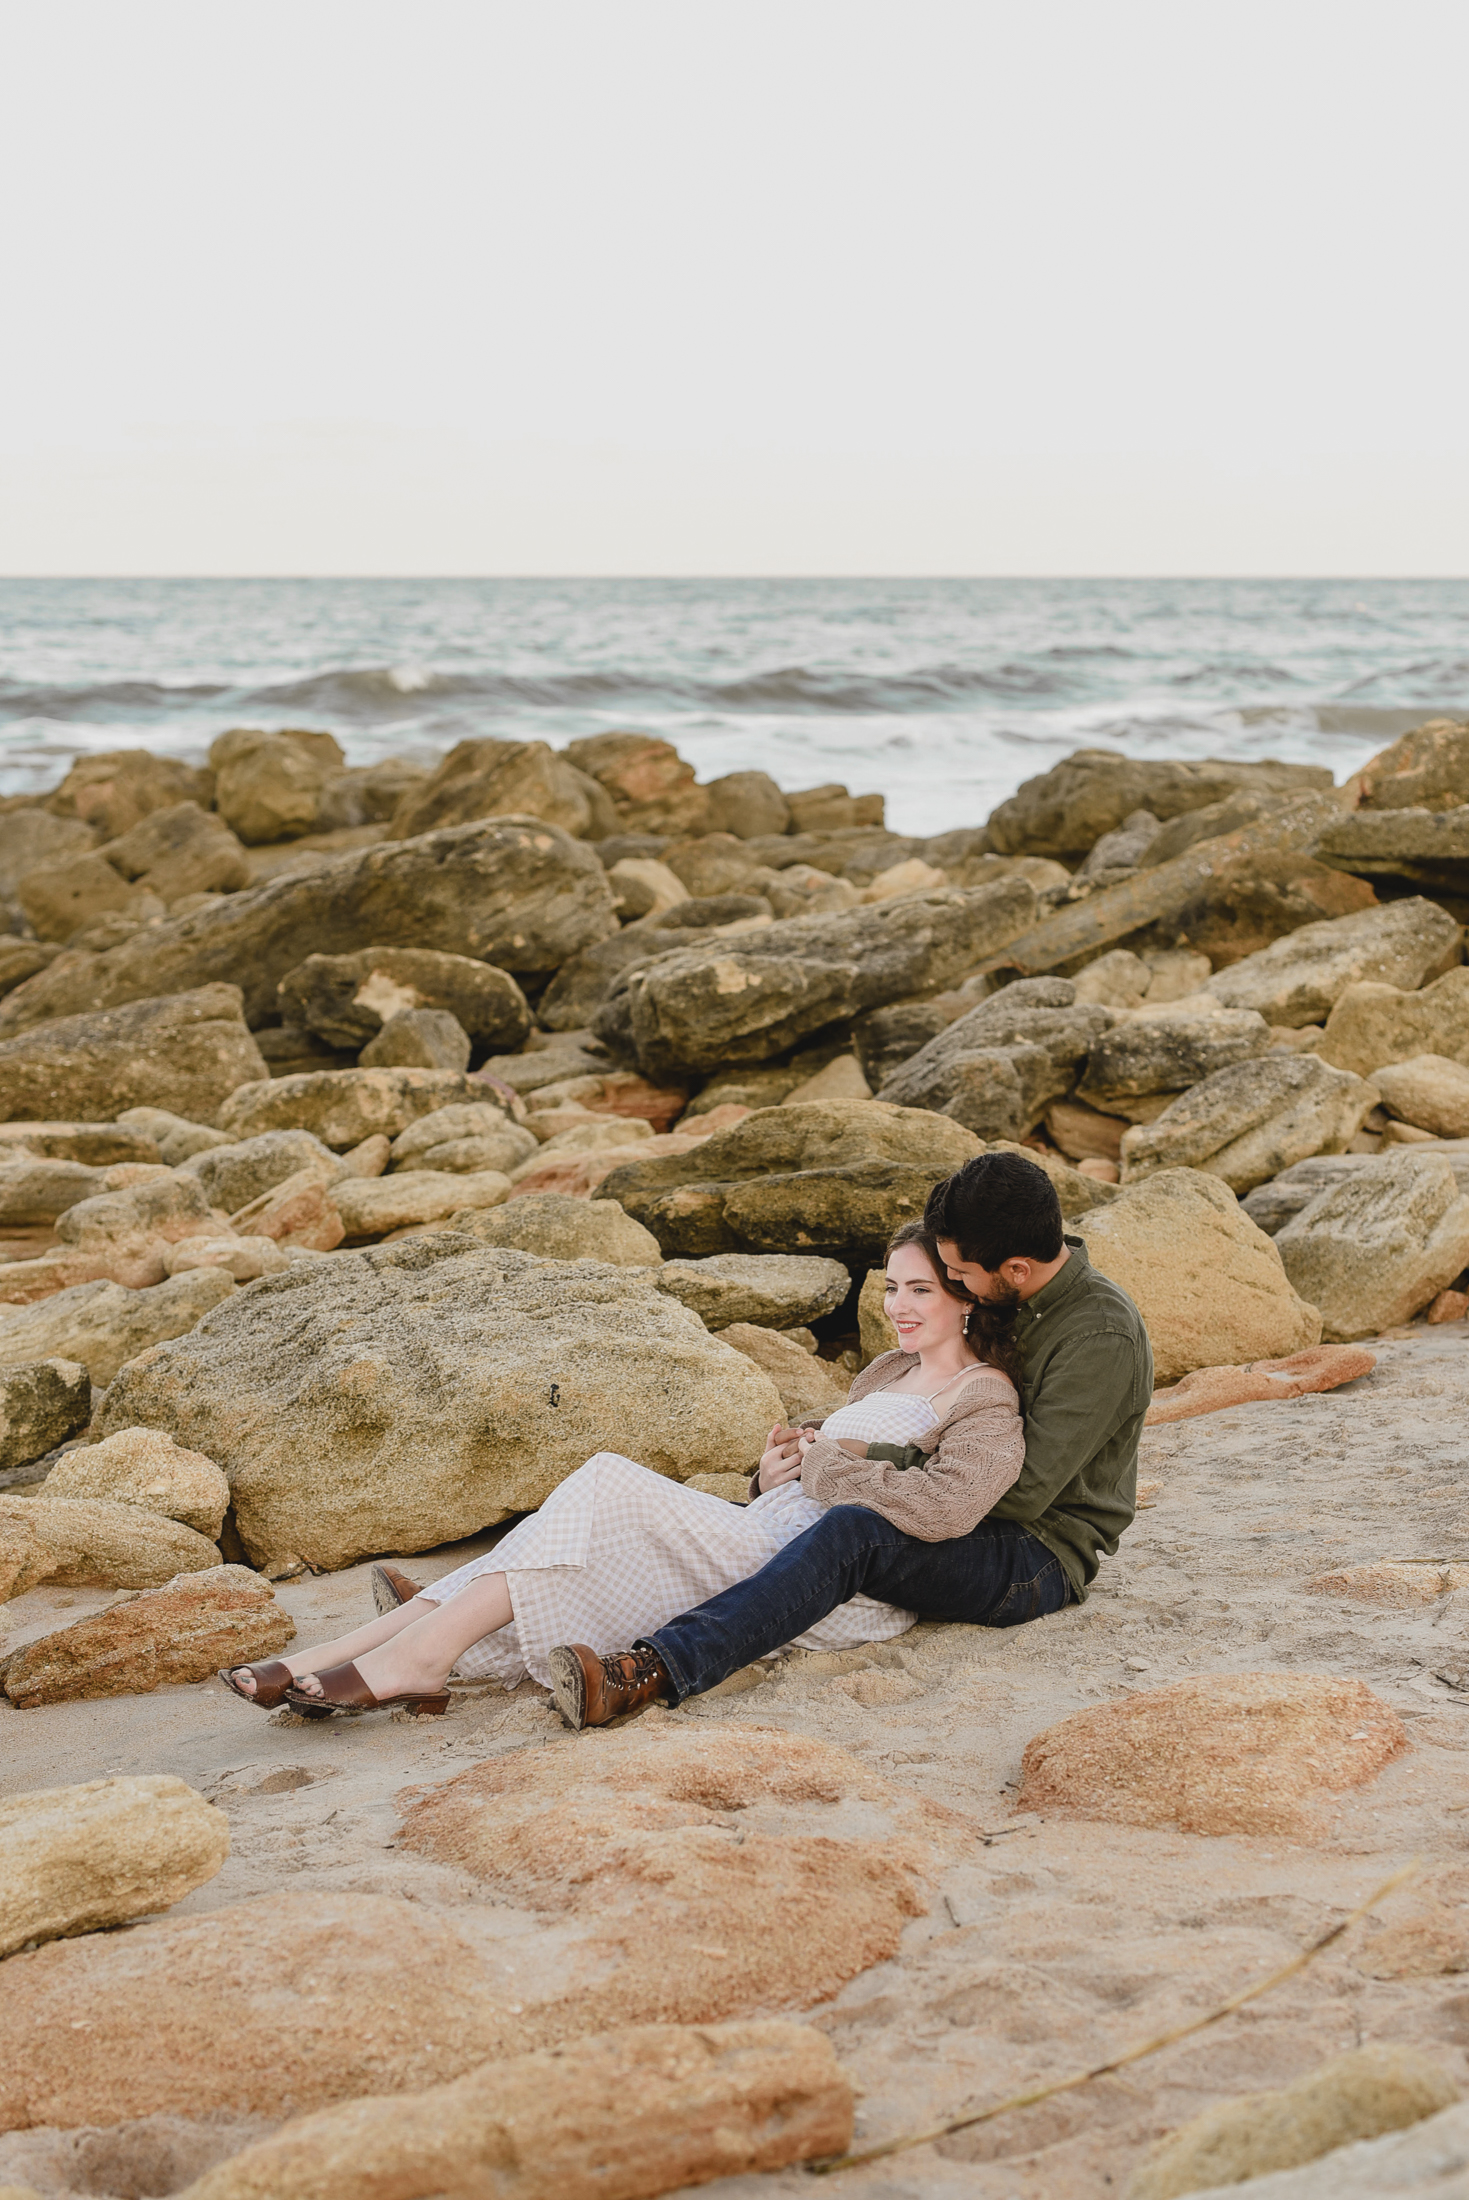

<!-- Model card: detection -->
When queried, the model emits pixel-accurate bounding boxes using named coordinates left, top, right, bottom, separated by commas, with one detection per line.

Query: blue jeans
left=642, top=1504, right=1072, bottom=1704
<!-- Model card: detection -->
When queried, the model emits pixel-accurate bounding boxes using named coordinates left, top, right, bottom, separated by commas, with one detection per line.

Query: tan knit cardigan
left=777, top=1349, right=1025, bottom=1543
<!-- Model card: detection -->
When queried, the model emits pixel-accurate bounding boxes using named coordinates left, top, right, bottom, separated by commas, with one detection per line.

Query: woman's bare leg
left=227, top=1596, right=428, bottom=1696
left=289, top=1574, right=514, bottom=1701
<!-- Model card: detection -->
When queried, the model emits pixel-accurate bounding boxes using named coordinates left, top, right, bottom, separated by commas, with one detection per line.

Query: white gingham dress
left=420, top=1388, right=935, bottom=1689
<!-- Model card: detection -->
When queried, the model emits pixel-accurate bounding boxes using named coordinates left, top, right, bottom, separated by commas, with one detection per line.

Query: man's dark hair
left=924, top=1150, right=1064, bottom=1271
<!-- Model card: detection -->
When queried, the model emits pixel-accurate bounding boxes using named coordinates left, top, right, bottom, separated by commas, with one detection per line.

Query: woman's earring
left=963, top=1307, right=972, bottom=1333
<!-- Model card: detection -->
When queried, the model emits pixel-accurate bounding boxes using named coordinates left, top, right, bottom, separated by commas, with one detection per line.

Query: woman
left=220, top=1221, right=1026, bottom=1718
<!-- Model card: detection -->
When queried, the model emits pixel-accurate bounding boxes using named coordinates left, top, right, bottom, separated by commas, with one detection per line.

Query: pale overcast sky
left=1, top=0, right=1465, bottom=575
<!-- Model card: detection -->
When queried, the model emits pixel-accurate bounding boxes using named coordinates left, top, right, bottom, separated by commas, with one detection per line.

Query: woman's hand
left=757, top=1423, right=807, bottom=1491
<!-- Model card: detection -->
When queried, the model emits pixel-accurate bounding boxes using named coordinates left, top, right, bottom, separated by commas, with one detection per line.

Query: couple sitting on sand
left=221, top=1149, right=1153, bottom=1729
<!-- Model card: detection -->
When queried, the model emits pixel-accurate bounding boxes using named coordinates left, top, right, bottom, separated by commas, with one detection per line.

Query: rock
left=1240, top=1152, right=1376, bottom=1235
left=163, top=1236, right=289, bottom=1281
left=705, top=769, right=792, bottom=838
left=1305, top=1560, right=1469, bottom=1606
left=1351, top=715, right=1469, bottom=811
left=719, top=1324, right=850, bottom=1420
left=1045, top=1098, right=1127, bottom=1163
left=852, top=998, right=965, bottom=1089
left=0, top=810, right=96, bottom=898
left=102, top=801, right=250, bottom=902
left=453, top=1193, right=663, bottom=1264
left=278, top=945, right=531, bottom=1052
left=358, top=1006, right=471, bottom=1072
left=506, top=1136, right=704, bottom=1204
left=1143, top=946, right=1215, bottom=1000
left=2, top=1563, right=291, bottom=1708
left=41, top=1425, right=231, bottom=1535
left=0, top=1774, right=229, bottom=1960
left=1314, top=804, right=1469, bottom=897
left=0, top=1154, right=108, bottom=1225
left=986, top=748, right=1333, bottom=862
left=1124, top=2046, right=1458, bottom=2200
left=182, top=2020, right=850, bottom=2200
left=0, top=1121, right=159, bottom=1166
left=1317, top=966, right=1469, bottom=1078
left=210, top=728, right=342, bottom=844
left=536, top=913, right=769, bottom=1034
left=1207, top=898, right=1463, bottom=1028
left=333, top=1169, right=510, bottom=1238
left=0, top=985, right=267, bottom=1127
left=93, top=1240, right=785, bottom=1571
left=0, top=1173, right=225, bottom=1306
left=565, top=733, right=710, bottom=836
left=388, top=1103, right=536, bottom=1176
left=606, top=854, right=689, bottom=919
left=0, top=1359, right=91, bottom=1469
left=16, top=850, right=144, bottom=941
left=46, top=750, right=211, bottom=841
left=179, top=1126, right=343, bottom=1210
left=1018, top=1672, right=1404, bottom=1838
left=1072, top=947, right=1153, bottom=1005
left=878, top=981, right=1112, bottom=1139
left=1370, top=1054, right=1469, bottom=1137
left=598, top=879, right=1039, bottom=1078
left=1119, top=1055, right=1380, bottom=1194
left=1138, top=786, right=1292, bottom=868
left=779, top=1055, right=871, bottom=1106
left=0, top=819, right=618, bottom=1034
left=390, top=737, right=615, bottom=840
left=0, top=1494, right=220, bottom=1596
left=230, top=1169, right=346, bottom=1252
left=1145, top=1344, right=1376, bottom=1424
left=786, top=784, right=885, bottom=832
left=116, top=1106, right=232, bottom=1166
left=1076, top=1006, right=1271, bottom=1109
left=0, top=941, right=62, bottom=1002
left=1275, top=1151, right=1469, bottom=1338
left=0, top=1269, right=235, bottom=1388
left=985, top=1137, right=1121, bottom=1217
left=858, top=856, right=948, bottom=902
left=602, top=1100, right=983, bottom=1263
left=655, top=1253, right=851, bottom=1330
left=682, top=1064, right=813, bottom=1115
left=858, top=1267, right=899, bottom=1364
left=1077, top=1167, right=1321, bottom=1381
left=219, top=1065, right=492, bottom=1150
left=764, top=863, right=862, bottom=917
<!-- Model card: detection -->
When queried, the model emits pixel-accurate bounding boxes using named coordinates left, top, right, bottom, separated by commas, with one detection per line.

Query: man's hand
left=757, top=1423, right=807, bottom=1491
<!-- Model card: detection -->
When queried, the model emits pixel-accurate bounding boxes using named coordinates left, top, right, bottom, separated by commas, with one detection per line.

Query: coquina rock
left=178, top=1126, right=344, bottom=1211
left=1240, top=1153, right=1375, bottom=1235
left=1350, top=715, right=1469, bottom=811
left=17, top=848, right=149, bottom=942
left=359, top=1006, right=471, bottom=1072
left=2, top=1564, right=291, bottom=1708
left=390, top=737, right=617, bottom=840
left=985, top=748, right=1333, bottom=862
left=706, top=767, right=792, bottom=838
left=655, top=1253, right=852, bottom=1331
left=0, top=1269, right=235, bottom=1389
left=596, top=880, right=1039, bottom=1078
left=333, top=1168, right=510, bottom=1238
left=1119, top=1055, right=1380, bottom=1195
left=210, top=728, right=343, bottom=844
left=1074, top=1006, right=1271, bottom=1111
left=41, top=1426, right=231, bottom=1537
left=278, top=945, right=531, bottom=1052
left=1204, top=897, right=1462, bottom=1028
left=1316, top=966, right=1469, bottom=1079
left=0, top=1774, right=229, bottom=1959
left=0, top=1120, right=159, bottom=1168
left=564, top=732, right=711, bottom=837
left=719, top=1324, right=850, bottom=1421
left=877, top=981, right=1113, bottom=1138
left=447, top=1193, right=663, bottom=1265
left=46, top=749, right=212, bottom=841
left=102, top=800, right=251, bottom=902
left=1371, top=1054, right=1469, bottom=1138
left=0, top=1358, right=91, bottom=1470
left=1313, top=805, right=1469, bottom=899
left=388, top=1103, right=537, bottom=1177
left=0, top=1494, right=220, bottom=1600
left=218, top=1066, right=491, bottom=1151
left=0, top=819, right=618, bottom=1033
left=0, top=1174, right=223, bottom=1306
left=1274, top=1151, right=1469, bottom=1339
left=0, top=986, right=267, bottom=1126
left=1077, top=1167, right=1322, bottom=1381
left=601, top=1101, right=983, bottom=1263
left=92, top=1238, right=785, bottom=1572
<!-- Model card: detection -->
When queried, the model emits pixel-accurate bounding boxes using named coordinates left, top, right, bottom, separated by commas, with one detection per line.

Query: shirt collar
left=1017, top=1235, right=1090, bottom=1321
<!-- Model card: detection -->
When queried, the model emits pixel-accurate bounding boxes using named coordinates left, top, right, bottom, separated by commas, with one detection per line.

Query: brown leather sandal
left=371, top=1562, right=424, bottom=1615
left=217, top=1659, right=299, bottom=1710
left=282, top=1659, right=450, bottom=1718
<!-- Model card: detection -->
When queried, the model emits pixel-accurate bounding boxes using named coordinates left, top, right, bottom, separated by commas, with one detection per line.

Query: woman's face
left=884, top=1241, right=970, bottom=1353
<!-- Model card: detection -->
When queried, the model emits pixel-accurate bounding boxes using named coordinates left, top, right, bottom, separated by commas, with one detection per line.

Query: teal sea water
left=0, top=577, right=1464, bottom=837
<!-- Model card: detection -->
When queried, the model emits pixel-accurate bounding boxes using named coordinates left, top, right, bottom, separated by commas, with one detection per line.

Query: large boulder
left=92, top=1238, right=785, bottom=1572
left=218, top=1066, right=492, bottom=1150
left=451, top=1193, right=663, bottom=1265
left=719, top=1324, right=850, bottom=1421
left=601, top=1101, right=982, bottom=1263
left=101, top=801, right=251, bottom=902
left=210, top=728, right=343, bottom=844
left=0, top=810, right=97, bottom=898
left=0, top=1774, right=229, bottom=1959
left=16, top=848, right=146, bottom=941
left=563, top=733, right=711, bottom=837
left=1313, top=805, right=1469, bottom=897
left=1372, top=1055, right=1469, bottom=1138
left=537, top=906, right=776, bottom=1033
left=41, top=1426, right=230, bottom=1537
left=1074, top=1006, right=1271, bottom=1112
left=0, top=819, right=618, bottom=1034
left=0, top=1269, right=235, bottom=1388
left=0, top=986, right=267, bottom=1126
left=876, top=980, right=1113, bottom=1138
left=46, top=750, right=212, bottom=840
left=2, top=1564, right=290, bottom=1708
left=278, top=945, right=531, bottom=1052
left=359, top=1006, right=471, bottom=1072
left=1350, top=715, right=1469, bottom=811
left=1316, top=966, right=1469, bottom=1078
left=389, top=1103, right=537, bottom=1176
left=0, top=1120, right=159, bottom=1166
left=598, top=881, right=1039, bottom=1078
left=1119, top=1055, right=1380, bottom=1195
left=655, top=1253, right=852, bottom=1331
left=0, top=1359, right=91, bottom=1470
left=179, top=1126, right=343, bottom=1210
left=0, top=1494, right=220, bottom=1598
left=705, top=768, right=792, bottom=838
left=985, top=748, right=1333, bottom=862
left=0, top=1154, right=112, bottom=1226
left=1077, top=1168, right=1322, bottom=1381
left=333, top=1168, right=510, bottom=1238
left=1240, top=1152, right=1376, bottom=1235
left=390, top=738, right=615, bottom=840
left=1274, top=1151, right=1469, bottom=1339
left=1205, top=897, right=1462, bottom=1027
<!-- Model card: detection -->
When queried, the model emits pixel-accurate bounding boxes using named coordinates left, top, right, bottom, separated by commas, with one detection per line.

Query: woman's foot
left=288, top=1641, right=451, bottom=1702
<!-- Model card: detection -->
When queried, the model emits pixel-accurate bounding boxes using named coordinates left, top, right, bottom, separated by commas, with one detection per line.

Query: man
left=547, top=1149, right=1152, bottom=1730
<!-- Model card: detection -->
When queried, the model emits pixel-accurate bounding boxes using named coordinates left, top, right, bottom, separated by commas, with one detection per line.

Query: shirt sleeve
left=1000, top=1325, right=1146, bottom=1522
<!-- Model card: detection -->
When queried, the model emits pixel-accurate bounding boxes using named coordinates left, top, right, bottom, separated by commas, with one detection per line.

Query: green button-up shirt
left=986, top=1235, right=1152, bottom=1600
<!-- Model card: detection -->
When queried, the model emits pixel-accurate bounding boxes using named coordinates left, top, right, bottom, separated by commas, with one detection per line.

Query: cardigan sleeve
left=797, top=1372, right=1025, bottom=1541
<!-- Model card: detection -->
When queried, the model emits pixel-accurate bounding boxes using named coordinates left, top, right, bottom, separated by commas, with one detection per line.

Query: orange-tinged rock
left=1304, top=1561, right=1469, bottom=1608
left=1145, top=1343, right=1375, bottom=1424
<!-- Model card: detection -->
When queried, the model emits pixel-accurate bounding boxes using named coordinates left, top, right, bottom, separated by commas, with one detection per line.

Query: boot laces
left=600, top=1645, right=662, bottom=1691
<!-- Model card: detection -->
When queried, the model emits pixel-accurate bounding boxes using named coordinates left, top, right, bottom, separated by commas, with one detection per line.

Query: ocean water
left=0, top=577, right=1464, bottom=839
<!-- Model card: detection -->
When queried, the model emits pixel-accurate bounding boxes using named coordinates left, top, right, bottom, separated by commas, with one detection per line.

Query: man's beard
left=974, top=1278, right=1021, bottom=1310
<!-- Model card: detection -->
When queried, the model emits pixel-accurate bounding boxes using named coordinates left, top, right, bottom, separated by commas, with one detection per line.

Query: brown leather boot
left=547, top=1642, right=670, bottom=1730
left=372, top=1562, right=424, bottom=1614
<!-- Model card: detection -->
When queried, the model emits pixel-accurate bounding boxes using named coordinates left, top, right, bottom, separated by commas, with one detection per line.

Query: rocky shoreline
left=4, top=718, right=1469, bottom=2200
